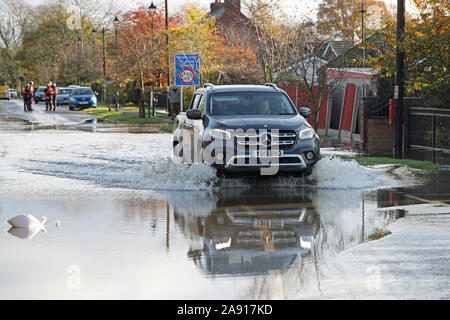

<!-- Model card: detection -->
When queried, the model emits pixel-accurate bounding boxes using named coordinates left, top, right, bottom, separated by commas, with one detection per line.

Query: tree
left=115, top=6, right=169, bottom=117
left=170, top=4, right=258, bottom=85
left=316, top=0, right=391, bottom=41
left=16, top=6, right=93, bottom=85
left=365, top=0, right=449, bottom=106
left=244, top=0, right=345, bottom=130
left=245, top=0, right=291, bottom=83
left=0, top=0, right=32, bottom=86
left=283, top=27, right=346, bottom=131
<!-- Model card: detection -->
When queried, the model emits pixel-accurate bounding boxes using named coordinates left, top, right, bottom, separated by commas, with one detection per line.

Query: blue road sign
left=174, top=54, right=200, bottom=86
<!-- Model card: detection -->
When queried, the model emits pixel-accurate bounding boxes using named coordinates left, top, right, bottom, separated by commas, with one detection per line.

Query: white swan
left=8, top=226, right=42, bottom=240
left=7, top=214, right=47, bottom=229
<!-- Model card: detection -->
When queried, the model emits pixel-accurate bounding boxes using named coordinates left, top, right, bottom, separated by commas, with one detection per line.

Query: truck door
left=183, top=93, right=201, bottom=163
left=189, top=94, right=206, bottom=163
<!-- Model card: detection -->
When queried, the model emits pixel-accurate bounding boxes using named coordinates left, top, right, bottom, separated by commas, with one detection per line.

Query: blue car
left=56, top=88, right=72, bottom=106
left=69, top=87, right=97, bottom=110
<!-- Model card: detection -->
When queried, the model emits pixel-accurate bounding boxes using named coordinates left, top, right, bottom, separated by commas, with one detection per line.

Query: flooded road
left=1, top=100, right=449, bottom=299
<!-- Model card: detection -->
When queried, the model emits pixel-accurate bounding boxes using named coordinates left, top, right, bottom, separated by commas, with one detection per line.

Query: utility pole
left=394, top=0, right=405, bottom=159
left=360, top=2, right=366, bottom=96
left=360, top=2, right=366, bottom=67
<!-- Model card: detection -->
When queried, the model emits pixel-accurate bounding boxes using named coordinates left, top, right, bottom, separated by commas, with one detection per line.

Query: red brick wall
left=361, top=97, right=393, bottom=156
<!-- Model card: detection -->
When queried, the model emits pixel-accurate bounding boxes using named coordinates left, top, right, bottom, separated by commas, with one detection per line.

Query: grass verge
left=355, top=156, right=438, bottom=171
left=81, top=107, right=162, bottom=125
left=159, top=124, right=173, bottom=133
left=367, top=228, right=392, bottom=241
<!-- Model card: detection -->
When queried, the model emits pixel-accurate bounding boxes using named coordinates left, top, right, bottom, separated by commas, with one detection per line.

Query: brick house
left=208, top=0, right=255, bottom=49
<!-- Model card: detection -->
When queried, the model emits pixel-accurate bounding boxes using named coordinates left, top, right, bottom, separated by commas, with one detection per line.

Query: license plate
left=251, top=150, right=283, bottom=157
left=79, top=102, right=88, bottom=105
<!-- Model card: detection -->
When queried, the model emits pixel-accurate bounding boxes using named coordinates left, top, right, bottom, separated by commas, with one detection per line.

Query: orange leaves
left=113, top=5, right=184, bottom=87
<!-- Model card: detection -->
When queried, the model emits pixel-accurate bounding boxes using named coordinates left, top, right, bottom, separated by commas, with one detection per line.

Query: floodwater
left=0, top=102, right=449, bottom=299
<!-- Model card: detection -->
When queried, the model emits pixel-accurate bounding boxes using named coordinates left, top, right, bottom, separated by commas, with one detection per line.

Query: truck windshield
left=209, top=92, right=297, bottom=116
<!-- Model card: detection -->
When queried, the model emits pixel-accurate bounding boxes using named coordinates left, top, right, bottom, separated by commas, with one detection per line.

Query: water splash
left=1, top=131, right=409, bottom=192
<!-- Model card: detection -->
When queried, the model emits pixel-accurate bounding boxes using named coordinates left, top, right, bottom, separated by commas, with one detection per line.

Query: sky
left=26, top=0, right=319, bottom=16
left=26, top=0, right=419, bottom=21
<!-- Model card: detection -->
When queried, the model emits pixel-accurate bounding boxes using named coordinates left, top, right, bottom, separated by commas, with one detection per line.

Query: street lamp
left=19, top=76, right=24, bottom=98
left=91, top=28, right=97, bottom=85
left=164, top=0, right=170, bottom=117
left=113, top=16, right=120, bottom=111
left=77, top=35, right=82, bottom=86
left=149, top=2, right=157, bottom=117
left=149, top=1, right=156, bottom=13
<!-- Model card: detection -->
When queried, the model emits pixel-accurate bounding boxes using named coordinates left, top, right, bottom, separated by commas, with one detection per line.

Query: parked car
left=56, top=88, right=72, bottom=106
left=8, top=89, right=17, bottom=98
left=173, top=83, right=320, bottom=176
left=69, top=87, right=97, bottom=110
left=34, top=86, right=46, bottom=103
left=0, top=86, right=10, bottom=100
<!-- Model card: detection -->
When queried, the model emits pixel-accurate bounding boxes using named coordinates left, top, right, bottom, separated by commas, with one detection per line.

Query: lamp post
left=77, top=35, right=82, bottom=86
left=149, top=2, right=156, bottom=117
left=19, top=76, right=24, bottom=98
left=394, top=0, right=405, bottom=159
left=101, top=28, right=107, bottom=108
left=91, top=28, right=97, bottom=85
left=113, top=16, right=120, bottom=111
left=165, top=0, right=170, bottom=116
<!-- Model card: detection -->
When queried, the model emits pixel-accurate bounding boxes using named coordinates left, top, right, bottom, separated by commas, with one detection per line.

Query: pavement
left=0, top=99, right=95, bottom=126
left=316, top=204, right=450, bottom=299
left=0, top=99, right=174, bottom=126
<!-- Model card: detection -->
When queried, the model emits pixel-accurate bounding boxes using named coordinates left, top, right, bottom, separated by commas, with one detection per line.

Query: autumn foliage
left=365, top=0, right=449, bottom=106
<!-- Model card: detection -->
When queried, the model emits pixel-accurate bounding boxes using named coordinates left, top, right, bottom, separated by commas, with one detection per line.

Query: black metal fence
left=407, top=106, right=450, bottom=151
left=368, top=96, right=390, bottom=119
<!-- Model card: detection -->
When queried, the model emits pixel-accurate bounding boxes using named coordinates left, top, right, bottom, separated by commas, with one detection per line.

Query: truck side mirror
left=300, top=107, right=311, bottom=119
left=186, top=109, right=202, bottom=120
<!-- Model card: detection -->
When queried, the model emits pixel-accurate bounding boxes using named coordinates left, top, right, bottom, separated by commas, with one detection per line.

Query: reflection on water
left=406, top=146, right=450, bottom=166
left=182, top=200, right=319, bottom=277
left=0, top=183, right=403, bottom=299
left=7, top=226, right=44, bottom=240
left=169, top=187, right=390, bottom=281
left=0, top=117, right=164, bottom=134
left=1, top=114, right=446, bottom=298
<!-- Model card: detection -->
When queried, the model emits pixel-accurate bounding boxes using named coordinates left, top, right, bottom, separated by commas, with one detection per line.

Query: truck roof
left=198, top=84, right=283, bottom=93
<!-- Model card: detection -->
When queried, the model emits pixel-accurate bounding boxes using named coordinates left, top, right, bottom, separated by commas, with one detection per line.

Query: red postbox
left=389, top=99, right=395, bottom=125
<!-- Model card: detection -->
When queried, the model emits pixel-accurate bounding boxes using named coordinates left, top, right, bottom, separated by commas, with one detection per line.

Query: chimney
left=224, top=0, right=241, bottom=13
left=210, top=0, right=223, bottom=13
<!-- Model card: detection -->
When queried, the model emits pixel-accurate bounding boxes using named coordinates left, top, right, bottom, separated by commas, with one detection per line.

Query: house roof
left=329, top=41, right=354, bottom=56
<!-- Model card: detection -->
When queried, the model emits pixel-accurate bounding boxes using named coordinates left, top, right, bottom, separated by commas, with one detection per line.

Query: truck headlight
left=298, top=128, right=315, bottom=140
left=207, top=129, right=232, bottom=141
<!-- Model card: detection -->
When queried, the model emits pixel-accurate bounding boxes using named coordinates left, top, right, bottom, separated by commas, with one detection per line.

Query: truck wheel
left=302, top=168, right=313, bottom=177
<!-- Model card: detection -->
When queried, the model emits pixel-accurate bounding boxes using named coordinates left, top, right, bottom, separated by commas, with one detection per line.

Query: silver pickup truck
left=173, top=83, right=320, bottom=176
